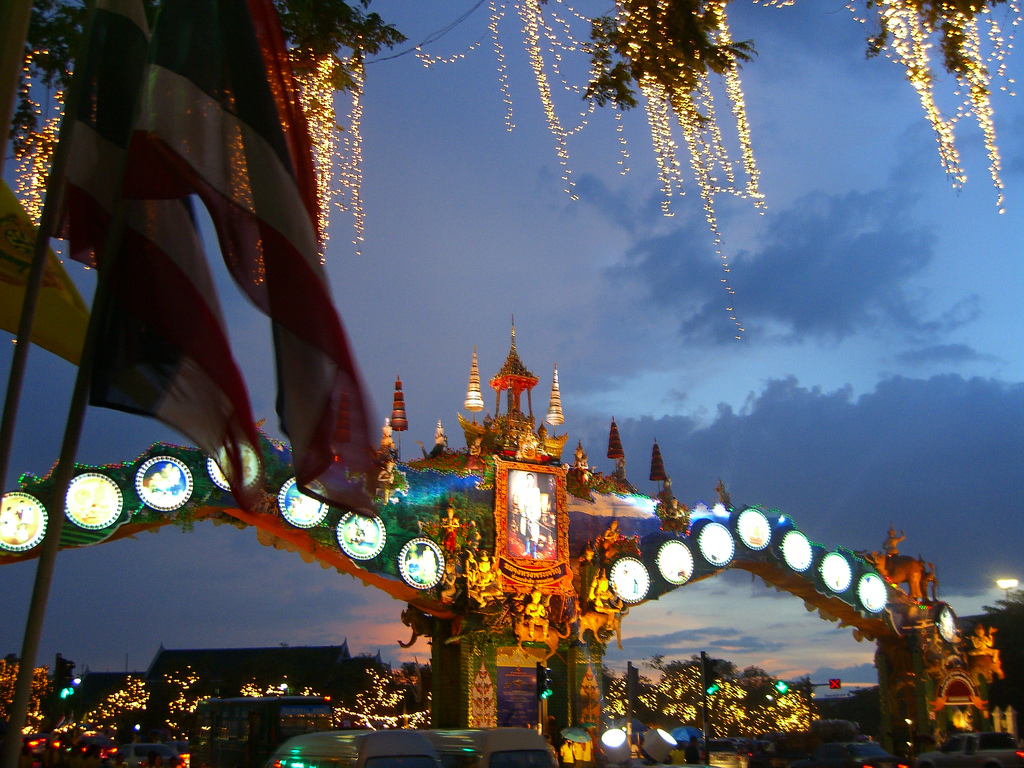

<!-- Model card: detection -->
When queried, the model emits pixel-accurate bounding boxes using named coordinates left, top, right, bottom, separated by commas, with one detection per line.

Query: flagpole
left=0, top=0, right=102, bottom=496
left=0, top=200, right=124, bottom=768
left=0, top=9, right=116, bottom=768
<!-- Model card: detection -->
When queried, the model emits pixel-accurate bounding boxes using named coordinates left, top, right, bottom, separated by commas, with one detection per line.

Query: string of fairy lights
left=13, top=0, right=1021, bottom=320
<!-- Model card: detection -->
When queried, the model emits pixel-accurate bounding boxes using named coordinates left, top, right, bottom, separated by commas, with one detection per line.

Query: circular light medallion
left=698, top=522, right=735, bottom=567
left=737, top=508, right=772, bottom=551
left=657, top=540, right=694, bottom=586
left=398, top=538, right=445, bottom=589
left=277, top=478, right=329, bottom=528
left=208, top=443, right=262, bottom=491
left=0, top=492, right=48, bottom=552
left=207, top=457, right=231, bottom=492
left=820, top=552, right=853, bottom=593
left=609, top=557, right=651, bottom=603
left=66, top=473, right=123, bottom=529
left=781, top=530, right=813, bottom=572
left=337, top=512, right=387, bottom=560
left=858, top=573, right=888, bottom=613
left=937, top=605, right=958, bottom=644
left=136, top=457, right=193, bottom=512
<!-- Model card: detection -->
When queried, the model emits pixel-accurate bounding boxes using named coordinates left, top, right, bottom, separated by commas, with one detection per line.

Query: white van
left=423, top=729, right=556, bottom=768
left=266, top=729, right=554, bottom=768
left=265, top=730, right=442, bottom=768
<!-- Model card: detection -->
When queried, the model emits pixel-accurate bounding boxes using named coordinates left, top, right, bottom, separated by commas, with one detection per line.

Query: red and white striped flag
left=123, top=0, right=374, bottom=509
left=56, top=0, right=263, bottom=510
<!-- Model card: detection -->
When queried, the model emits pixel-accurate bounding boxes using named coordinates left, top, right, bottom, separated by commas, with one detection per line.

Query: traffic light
left=773, top=680, right=790, bottom=695
left=536, top=662, right=553, bottom=700
left=54, top=654, right=77, bottom=699
left=829, top=679, right=842, bottom=690
left=702, top=655, right=721, bottom=696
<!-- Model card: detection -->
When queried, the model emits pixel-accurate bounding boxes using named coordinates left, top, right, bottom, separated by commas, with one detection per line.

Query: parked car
left=790, top=742, right=908, bottom=768
left=22, top=735, right=50, bottom=758
left=77, top=734, right=118, bottom=761
left=116, top=743, right=179, bottom=768
left=915, top=733, right=1024, bottom=768
left=165, top=741, right=190, bottom=768
left=707, top=738, right=752, bottom=768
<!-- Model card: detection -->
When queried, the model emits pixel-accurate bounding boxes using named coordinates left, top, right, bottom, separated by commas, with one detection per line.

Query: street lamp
left=996, top=578, right=1018, bottom=600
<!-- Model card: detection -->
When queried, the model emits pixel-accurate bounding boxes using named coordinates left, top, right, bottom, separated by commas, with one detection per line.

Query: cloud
left=600, top=373, right=1023, bottom=596
left=893, top=343, right=1000, bottom=367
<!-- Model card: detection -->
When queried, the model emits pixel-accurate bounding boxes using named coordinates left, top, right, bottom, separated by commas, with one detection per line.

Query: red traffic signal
left=828, top=678, right=841, bottom=690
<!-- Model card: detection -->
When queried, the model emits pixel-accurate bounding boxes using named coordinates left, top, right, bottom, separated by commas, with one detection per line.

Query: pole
left=700, top=651, right=710, bottom=761
left=0, top=194, right=128, bottom=768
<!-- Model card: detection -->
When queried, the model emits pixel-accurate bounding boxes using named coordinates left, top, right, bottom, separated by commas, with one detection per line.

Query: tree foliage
left=13, top=0, right=403, bottom=150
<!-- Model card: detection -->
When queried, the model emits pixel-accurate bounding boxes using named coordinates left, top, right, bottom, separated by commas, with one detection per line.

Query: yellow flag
left=0, top=179, right=89, bottom=365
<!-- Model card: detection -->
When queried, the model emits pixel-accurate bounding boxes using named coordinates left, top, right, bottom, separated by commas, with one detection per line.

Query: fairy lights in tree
left=15, top=51, right=64, bottom=226
left=84, top=676, right=149, bottom=731
left=163, top=666, right=202, bottom=734
left=0, top=659, right=50, bottom=732
left=847, top=0, right=1020, bottom=212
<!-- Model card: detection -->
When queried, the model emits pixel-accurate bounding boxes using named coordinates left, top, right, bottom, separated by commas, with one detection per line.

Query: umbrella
left=561, top=727, right=591, bottom=743
left=608, top=717, right=649, bottom=734
left=671, top=726, right=703, bottom=743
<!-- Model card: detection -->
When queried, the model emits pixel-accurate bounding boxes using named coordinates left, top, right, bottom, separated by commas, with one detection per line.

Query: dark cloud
left=894, top=343, right=1000, bottom=367
left=605, top=185, right=962, bottom=344
left=590, top=374, right=1023, bottom=596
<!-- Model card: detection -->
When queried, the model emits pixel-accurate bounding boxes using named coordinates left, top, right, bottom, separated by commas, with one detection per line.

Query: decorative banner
left=820, top=552, right=853, bottom=593
left=277, top=478, right=328, bottom=528
left=657, top=540, right=694, bottom=585
left=781, top=530, right=813, bottom=572
left=609, top=556, right=650, bottom=603
left=0, top=492, right=48, bottom=552
left=697, top=522, right=735, bottom=567
left=857, top=572, right=888, bottom=613
left=208, top=443, right=262, bottom=491
left=495, top=646, right=544, bottom=727
left=336, top=512, right=386, bottom=560
left=736, top=508, right=771, bottom=551
left=66, top=473, right=123, bottom=529
left=398, top=538, right=444, bottom=589
left=135, top=456, right=193, bottom=512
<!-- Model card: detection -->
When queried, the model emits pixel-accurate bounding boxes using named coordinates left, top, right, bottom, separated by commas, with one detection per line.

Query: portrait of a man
left=507, top=469, right=555, bottom=560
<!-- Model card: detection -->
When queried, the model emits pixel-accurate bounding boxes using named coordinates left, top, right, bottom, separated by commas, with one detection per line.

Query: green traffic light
left=540, top=687, right=553, bottom=699
left=706, top=682, right=721, bottom=695
left=773, top=680, right=789, bottom=695
left=60, top=686, right=75, bottom=699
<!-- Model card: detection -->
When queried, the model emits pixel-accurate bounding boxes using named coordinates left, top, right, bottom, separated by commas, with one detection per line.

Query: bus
left=191, top=696, right=335, bottom=768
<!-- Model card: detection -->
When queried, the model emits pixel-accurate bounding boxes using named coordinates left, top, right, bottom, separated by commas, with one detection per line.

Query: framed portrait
left=337, top=512, right=386, bottom=560
left=277, top=478, right=329, bottom=528
left=493, top=459, right=570, bottom=592
left=66, top=473, right=123, bottom=529
left=136, top=456, right=193, bottom=512
left=0, top=492, right=47, bottom=552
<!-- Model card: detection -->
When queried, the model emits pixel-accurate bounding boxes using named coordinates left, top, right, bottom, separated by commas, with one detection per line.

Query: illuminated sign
left=207, top=443, right=261, bottom=492
left=781, top=530, right=813, bottom=572
left=697, top=522, right=735, bottom=567
left=336, top=512, right=387, bottom=560
left=857, top=572, right=888, bottom=613
left=65, top=473, right=123, bottom=529
left=398, top=538, right=445, bottom=589
left=277, top=478, right=329, bottom=528
left=136, top=457, right=193, bottom=512
left=736, top=508, right=771, bottom=551
left=0, top=492, right=47, bottom=552
left=657, top=540, right=694, bottom=585
left=609, top=557, right=650, bottom=603
left=820, top=552, right=852, bottom=593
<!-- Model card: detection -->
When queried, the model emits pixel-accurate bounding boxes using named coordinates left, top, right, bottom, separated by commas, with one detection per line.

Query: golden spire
left=546, top=364, right=563, bottom=426
left=464, top=346, right=485, bottom=415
